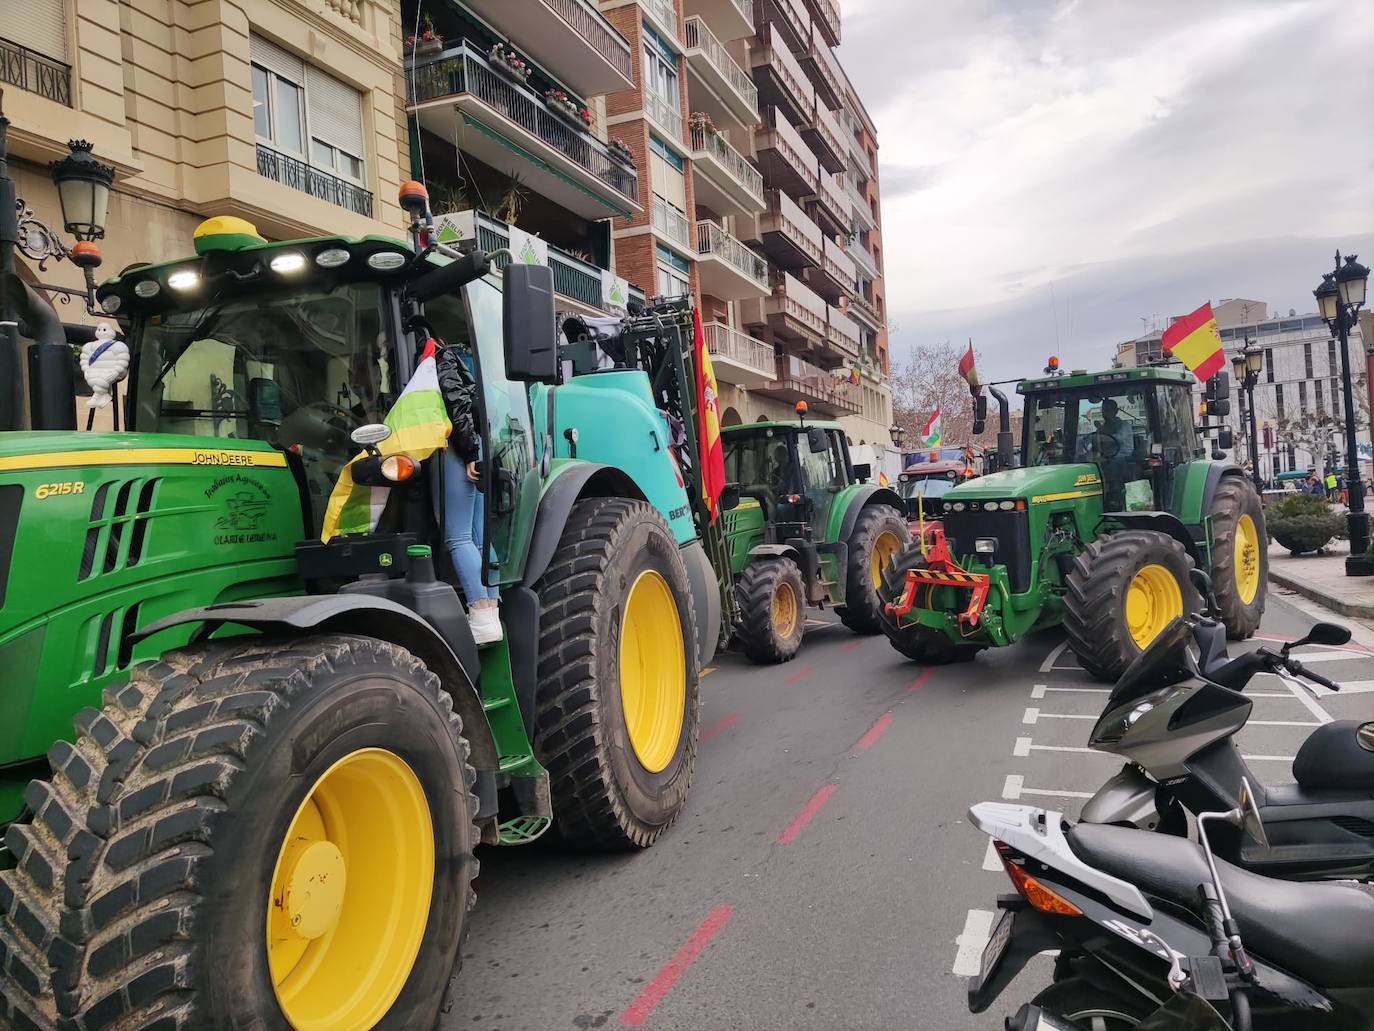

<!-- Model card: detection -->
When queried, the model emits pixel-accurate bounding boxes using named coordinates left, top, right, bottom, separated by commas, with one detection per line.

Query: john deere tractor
left=882, top=365, right=1266, bottom=679
left=0, top=206, right=726, bottom=1028
left=720, top=411, right=908, bottom=663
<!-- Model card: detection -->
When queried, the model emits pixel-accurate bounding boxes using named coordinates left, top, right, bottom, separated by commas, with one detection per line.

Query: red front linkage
left=884, top=524, right=991, bottom=629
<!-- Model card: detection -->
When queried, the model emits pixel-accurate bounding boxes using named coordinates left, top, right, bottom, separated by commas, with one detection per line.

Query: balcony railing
left=653, top=198, right=693, bottom=250
left=797, top=34, right=842, bottom=107
left=847, top=178, right=876, bottom=229
left=760, top=189, right=822, bottom=265
left=256, top=144, right=374, bottom=216
left=848, top=292, right=881, bottom=327
left=827, top=306, right=860, bottom=357
left=544, top=0, right=635, bottom=80
left=408, top=46, right=638, bottom=205
left=850, top=239, right=879, bottom=280
left=642, top=0, right=681, bottom=41
left=752, top=29, right=814, bottom=120
left=808, top=172, right=847, bottom=230
left=697, top=220, right=769, bottom=289
left=728, top=0, right=756, bottom=29
left=770, top=270, right=828, bottom=336
left=691, top=127, right=765, bottom=205
left=684, top=16, right=759, bottom=122
left=768, top=354, right=860, bottom=413
left=811, top=101, right=845, bottom=168
left=644, top=88, right=685, bottom=142
left=756, top=112, right=819, bottom=195
left=822, top=236, right=856, bottom=290
left=704, top=320, right=774, bottom=377
left=803, top=0, right=840, bottom=46
left=0, top=37, right=71, bottom=106
left=460, top=210, right=616, bottom=311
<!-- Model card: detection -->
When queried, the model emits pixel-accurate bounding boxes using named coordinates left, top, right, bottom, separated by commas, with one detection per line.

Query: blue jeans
left=443, top=448, right=498, bottom=604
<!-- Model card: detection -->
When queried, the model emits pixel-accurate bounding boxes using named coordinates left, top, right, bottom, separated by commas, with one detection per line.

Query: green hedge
left=1266, top=492, right=1346, bottom=555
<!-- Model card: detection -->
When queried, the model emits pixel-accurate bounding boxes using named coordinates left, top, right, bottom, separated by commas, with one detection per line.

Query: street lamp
left=889, top=422, right=907, bottom=449
left=1313, top=251, right=1372, bottom=576
left=1230, top=343, right=1263, bottom=489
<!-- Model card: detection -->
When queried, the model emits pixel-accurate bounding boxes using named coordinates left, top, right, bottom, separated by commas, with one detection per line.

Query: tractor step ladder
left=478, top=636, right=552, bottom=844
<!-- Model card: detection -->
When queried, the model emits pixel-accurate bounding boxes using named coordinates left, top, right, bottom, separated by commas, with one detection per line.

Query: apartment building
left=600, top=0, right=892, bottom=445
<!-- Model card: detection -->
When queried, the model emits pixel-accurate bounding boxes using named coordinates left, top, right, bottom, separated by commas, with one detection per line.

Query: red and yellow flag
left=1161, top=303, right=1225, bottom=381
left=693, top=309, right=727, bottom=521
left=958, top=340, right=980, bottom=395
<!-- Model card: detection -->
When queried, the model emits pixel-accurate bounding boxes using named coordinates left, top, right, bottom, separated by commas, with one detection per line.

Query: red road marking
left=783, top=666, right=813, bottom=685
left=856, top=711, right=893, bottom=749
left=909, top=670, right=934, bottom=692
left=699, top=713, right=739, bottom=742
left=619, top=904, right=734, bottom=1026
left=777, top=784, right=837, bottom=844
left=839, top=639, right=865, bottom=652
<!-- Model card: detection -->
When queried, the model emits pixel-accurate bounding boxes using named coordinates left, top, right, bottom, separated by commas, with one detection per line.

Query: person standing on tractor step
left=436, top=338, right=502, bottom=644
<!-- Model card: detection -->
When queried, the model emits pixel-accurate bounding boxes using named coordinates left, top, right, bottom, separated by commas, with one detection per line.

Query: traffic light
left=1203, top=371, right=1231, bottom=417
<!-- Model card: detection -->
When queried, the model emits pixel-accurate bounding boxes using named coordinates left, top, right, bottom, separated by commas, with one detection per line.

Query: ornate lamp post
left=1313, top=252, right=1372, bottom=576
left=1230, top=343, right=1263, bottom=490
left=889, top=422, right=907, bottom=450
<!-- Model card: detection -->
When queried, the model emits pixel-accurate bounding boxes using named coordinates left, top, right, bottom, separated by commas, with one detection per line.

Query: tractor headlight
left=315, top=247, right=351, bottom=269
left=950, top=502, right=966, bottom=512
left=100, top=294, right=122, bottom=314
left=975, top=538, right=997, bottom=554
left=367, top=251, right=408, bottom=271
left=270, top=252, right=307, bottom=274
left=997, top=500, right=1017, bottom=511
left=133, top=279, right=160, bottom=298
left=167, top=270, right=199, bottom=291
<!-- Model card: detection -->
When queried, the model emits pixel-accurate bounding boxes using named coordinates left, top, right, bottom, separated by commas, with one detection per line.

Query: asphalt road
left=445, top=587, right=1374, bottom=1031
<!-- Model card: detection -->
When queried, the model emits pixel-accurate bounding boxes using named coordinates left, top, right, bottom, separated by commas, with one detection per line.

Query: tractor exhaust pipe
left=989, top=385, right=1014, bottom=469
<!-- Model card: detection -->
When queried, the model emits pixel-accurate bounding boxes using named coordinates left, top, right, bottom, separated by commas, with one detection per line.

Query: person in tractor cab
left=1079, top=397, right=1146, bottom=509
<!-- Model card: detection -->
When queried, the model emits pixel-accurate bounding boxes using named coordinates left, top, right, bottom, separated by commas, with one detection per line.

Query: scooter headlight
left=1094, top=701, right=1154, bottom=745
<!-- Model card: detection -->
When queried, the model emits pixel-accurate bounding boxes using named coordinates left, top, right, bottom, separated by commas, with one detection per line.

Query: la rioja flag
left=1161, top=303, right=1225, bottom=381
left=920, top=408, right=942, bottom=448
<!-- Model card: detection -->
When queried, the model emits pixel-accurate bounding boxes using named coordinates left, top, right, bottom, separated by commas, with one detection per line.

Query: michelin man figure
left=80, top=322, right=130, bottom=409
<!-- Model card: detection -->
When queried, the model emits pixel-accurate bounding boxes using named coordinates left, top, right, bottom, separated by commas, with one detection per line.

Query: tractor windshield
left=723, top=428, right=800, bottom=521
left=129, top=282, right=392, bottom=528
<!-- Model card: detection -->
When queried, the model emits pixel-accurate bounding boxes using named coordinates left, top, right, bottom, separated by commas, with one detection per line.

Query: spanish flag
left=693, top=309, right=727, bottom=521
left=1161, top=303, right=1225, bottom=381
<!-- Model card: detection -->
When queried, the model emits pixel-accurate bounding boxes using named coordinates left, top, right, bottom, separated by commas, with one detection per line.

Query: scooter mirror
left=1292, top=622, right=1352, bottom=649
left=1238, top=777, right=1268, bottom=850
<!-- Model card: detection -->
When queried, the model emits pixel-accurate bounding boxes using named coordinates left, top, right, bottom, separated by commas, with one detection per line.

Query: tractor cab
left=721, top=417, right=854, bottom=544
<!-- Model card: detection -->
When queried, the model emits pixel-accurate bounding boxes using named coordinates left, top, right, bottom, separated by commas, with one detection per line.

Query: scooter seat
left=1067, top=822, right=1374, bottom=989
left=1293, top=720, right=1374, bottom=790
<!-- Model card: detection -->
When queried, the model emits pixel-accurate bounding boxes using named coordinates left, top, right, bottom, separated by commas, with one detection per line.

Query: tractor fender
left=130, top=595, right=499, bottom=771
left=834, top=485, right=907, bottom=543
left=1200, top=462, right=1243, bottom=518
left=681, top=539, right=722, bottom=667
left=521, top=462, right=646, bottom=589
left=1102, top=511, right=1202, bottom=567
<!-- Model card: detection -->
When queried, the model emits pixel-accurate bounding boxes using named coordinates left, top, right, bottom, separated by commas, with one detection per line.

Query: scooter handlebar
left=1283, top=657, right=1341, bottom=692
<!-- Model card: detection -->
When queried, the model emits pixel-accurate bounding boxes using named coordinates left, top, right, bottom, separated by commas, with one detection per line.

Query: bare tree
left=1277, top=411, right=1342, bottom=473
left=890, top=341, right=982, bottom=447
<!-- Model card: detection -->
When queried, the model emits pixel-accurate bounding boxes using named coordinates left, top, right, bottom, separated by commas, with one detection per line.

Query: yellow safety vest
left=1326, top=473, right=1338, bottom=490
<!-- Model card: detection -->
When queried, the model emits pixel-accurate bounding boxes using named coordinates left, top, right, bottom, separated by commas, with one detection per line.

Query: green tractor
left=0, top=207, right=727, bottom=1028
left=882, top=365, right=1267, bottom=679
left=720, top=410, right=909, bottom=663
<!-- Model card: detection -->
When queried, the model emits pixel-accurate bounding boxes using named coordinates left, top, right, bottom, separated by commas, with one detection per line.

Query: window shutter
left=649, top=153, right=686, bottom=210
left=306, top=66, right=365, bottom=159
left=1, top=0, right=67, bottom=62
left=249, top=33, right=304, bottom=83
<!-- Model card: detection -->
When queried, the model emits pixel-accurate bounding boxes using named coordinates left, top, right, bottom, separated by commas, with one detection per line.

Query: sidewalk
left=1266, top=542, right=1374, bottom=619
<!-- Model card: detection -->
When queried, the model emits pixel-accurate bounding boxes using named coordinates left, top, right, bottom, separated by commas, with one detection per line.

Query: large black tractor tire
left=877, top=543, right=983, bottom=665
left=1065, top=529, right=1201, bottom=682
left=533, top=497, right=700, bottom=850
left=1208, top=476, right=1267, bottom=640
left=0, top=635, right=478, bottom=1031
left=734, top=558, right=808, bottom=664
left=838, top=504, right=911, bottom=635
left=1029, top=976, right=1154, bottom=1029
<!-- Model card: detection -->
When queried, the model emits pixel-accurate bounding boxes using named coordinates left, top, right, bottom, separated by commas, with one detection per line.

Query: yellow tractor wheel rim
left=871, top=530, right=902, bottom=589
left=1125, top=563, right=1184, bottom=650
left=620, top=569, right=686, bottom=774
left=772, top=578, right=799, bottom=638
left=267, top=748, right=433, bottom=1031
left=1234, top=513, right=1260, bottom=605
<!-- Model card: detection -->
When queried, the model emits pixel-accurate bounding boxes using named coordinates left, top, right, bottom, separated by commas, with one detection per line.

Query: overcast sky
left=840, top=0, right=1374, bottom=384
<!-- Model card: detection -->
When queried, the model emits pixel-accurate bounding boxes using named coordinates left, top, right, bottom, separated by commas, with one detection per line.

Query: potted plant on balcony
left=406, top=16, right=444, bottom=57
left=607, top=137, right=635, bottom=167
left=545, top=89, right=591, bottom=132
left=688, top=111, right=718, bottom=139
left=488, top=43, right=530, bottom=85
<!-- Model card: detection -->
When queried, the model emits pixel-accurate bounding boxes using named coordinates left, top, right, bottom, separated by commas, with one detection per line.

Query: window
left=1315, top=379, right=1324, bottom=414
left=251, top=34, right=366, bottom=183
left=0, top=1, right=67, bottom=61
left=656, top=245, right=690, bottom=298
left=1265, top=349, right=1274, bottom=382
left=1298, top=380, right=1308, bottom=411
left=1275, top=383, right=1285, bottom=420
left=1304, top=342, right=1314, bottom=379
left=648, top=134, right=686, bottom=208
left=642, top=25, right=679, bottom=110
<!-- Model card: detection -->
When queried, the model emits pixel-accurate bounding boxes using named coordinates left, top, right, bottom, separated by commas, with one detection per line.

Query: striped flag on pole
left=1161, top=303, right=1226, bottom=382
left=320, top=340, right=452, bottom=541
left=920, top=408, right=942, bottom=448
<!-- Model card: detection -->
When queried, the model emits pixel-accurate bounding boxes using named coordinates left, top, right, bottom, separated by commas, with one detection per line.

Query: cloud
left=840, top=0, right=1374, bottom=377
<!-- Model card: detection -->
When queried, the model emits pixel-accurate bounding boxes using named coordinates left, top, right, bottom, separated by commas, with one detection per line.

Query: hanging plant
left=406, top=15, right=444, bottom=55
left=608, top=137, right=635, bottom=167
left=487, top=43, right=531, bottom=84
left=545, top=89, right=591, bottom=132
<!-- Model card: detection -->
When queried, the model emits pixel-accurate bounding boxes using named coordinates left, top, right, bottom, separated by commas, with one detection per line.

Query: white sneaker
left=470, top=606, right=503, bottom=645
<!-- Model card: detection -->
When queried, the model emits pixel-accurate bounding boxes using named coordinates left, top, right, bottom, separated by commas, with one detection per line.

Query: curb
left=1269, top=568, right=1374, bottom=620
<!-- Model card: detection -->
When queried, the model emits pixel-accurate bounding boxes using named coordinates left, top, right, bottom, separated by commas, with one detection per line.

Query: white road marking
left=983, top=838, right=1002, bottom=872
left=1031, top=684, right=1046, bottom=699
left=953, top=909, right=995, bottom=976
left=1023, top=708, right=1038, bottom=725
left=1039, top=641, right=1071, bottom=673
left=1021, top=785, right=1095, bottom=799
left=1249, top=719, right=1322, bottom=728
left=1038, top=685, right=1109, bottom=694
left=1034, top=711, right=1098, bottom=720
left=1243, top=754, right=1296, bottom=762
left=1276, top=650, right=1369, bottom=664
left=1279, top=676, right=1335, bottom=725
left=1302, top=680, right=1374, bottom=696
left=1003, top=774, right=1023, bottom=799
left=1013, top=736, right=1031, bottom=757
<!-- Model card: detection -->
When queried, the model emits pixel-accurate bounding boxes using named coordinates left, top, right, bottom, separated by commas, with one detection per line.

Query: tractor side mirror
left=807, top=427, right=828, bottom=453
left=1216, top=427, right=1235, bottom=451
left=852, top=462, right=871, bottom=481
left=719, top=482, right=741, bottom=512
left=503, top=263, right=559, bottom=383
left=972, top=393, right=988, bottom=436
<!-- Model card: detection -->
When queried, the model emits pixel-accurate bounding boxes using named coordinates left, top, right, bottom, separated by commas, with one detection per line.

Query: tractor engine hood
left=942, top=464, right=1101, bottom=503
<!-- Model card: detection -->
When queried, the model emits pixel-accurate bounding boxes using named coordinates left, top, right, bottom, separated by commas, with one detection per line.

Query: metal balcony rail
left=704, top=320, right=774, bottom=374
left=805, top=0, right=839, bottom=44
left=850, top=237, right=879, bottom=279
left=466, top=212, right=611, bottom=310
left=642, top=0, right=681, bottom=40
left=691, top=126, right=764, bottom=203
left=772, top=270, right=827, bottom=333
left=773, top=354, right=860, bottom=410
left=653, top=197, right=693, bottom=249
left=827, top=306, right=859, bottom=354
left=644, top=87, right=685, bottom=141
left=812, top=102, right=844, bottom=161
left=759, top=114, right=819, bottom=193
left=729, top=0, right=756, bottom=27
left=822, top=237, right=856, bottom=288
left=256, top=144, right=374, bottom=216
left=763, top=189, right=822, bottom=262
left=697, top=220, right=769, bottom=288
left=684, top=16, right=759, bottom=120
left=544, top=0, right=635, bottom=80
left=760, top=35, right=813, bottom=113
left=849, top=292, right=881, bottom=324
left=408, top=45, right=638, bottom=204
left=0, top=36, right=71, bottom=106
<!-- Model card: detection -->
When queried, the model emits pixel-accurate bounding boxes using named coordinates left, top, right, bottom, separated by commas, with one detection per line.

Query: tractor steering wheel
left=1094, top=432, right=1121, bottom=459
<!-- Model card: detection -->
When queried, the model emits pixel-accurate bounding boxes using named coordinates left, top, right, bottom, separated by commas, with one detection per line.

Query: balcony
left=801, top=100, right=846, bottom=174
left=757, top=190, right=822, bottom=269
left=757, top=354, right=860, bottom=416
left=0, top=36, right=71, bottom=106
left=750, top=24, right=814, bottom=126
left=690, top=126, right=765, bottom=216
left=804, top=236, right=855, bottom=302
left=684, top=16, right=760, bottom=130
left=257, top=145, right=374, bottom=217
left=753, top=0, right=811, bottom=55
left=847, top=178, right=876, bottom=231
left=445, top=209, right=633, bottom=313
left=641, top=0, right=682, bottom=47
left=850, top=237, right=879, bottom=280
left=685, top=0, right=754, bottom=42
left=795, top=31, right=842, bottom=109
left=846, top=291, right=883, bottom=332
left=652, top=197, right=695, bottom=258
left=644, top=88, right=686, bottom=147
left=696, top=220, right=770, bottom=301
left=408, top=46, right=640, bottom=219
left=806, top=171, right=848, bottom=236
left=461, top=0, right=633, bottom=95
left=826, top=305, right=860, bottom=360
left=754, top=111, right=818, bottom=200
left=749, top=270, right=828, bottom=346
left=802, top=0, right=839, bottom=47
left=704, top=320, right=776, bottom=387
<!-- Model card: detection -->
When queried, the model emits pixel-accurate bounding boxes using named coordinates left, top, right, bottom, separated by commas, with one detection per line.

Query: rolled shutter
left=305, top=65, right=365, bottom=160
left=1, top=0, right=67, bottom=62
left=249, top=33, right=303, bottom=83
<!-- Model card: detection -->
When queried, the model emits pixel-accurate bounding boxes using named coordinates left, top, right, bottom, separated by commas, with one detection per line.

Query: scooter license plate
left=979, top=908, right=1014, bottom=984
